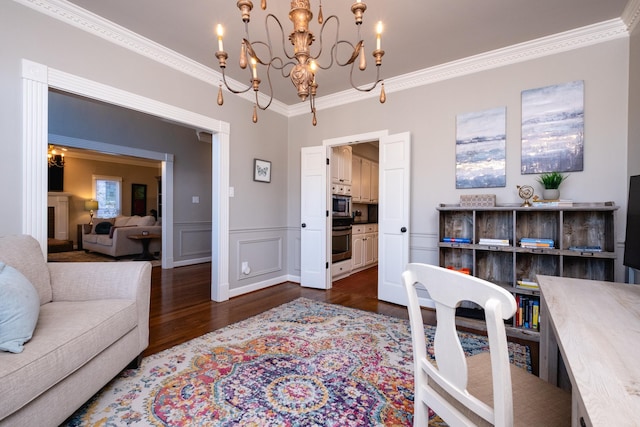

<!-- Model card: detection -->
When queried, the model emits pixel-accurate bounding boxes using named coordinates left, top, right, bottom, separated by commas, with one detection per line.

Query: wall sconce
left=84, top=200, right=99, bottom=225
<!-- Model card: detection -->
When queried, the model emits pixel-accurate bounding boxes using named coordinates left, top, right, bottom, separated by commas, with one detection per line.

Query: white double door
left=300, top=132, right=411, bottom=306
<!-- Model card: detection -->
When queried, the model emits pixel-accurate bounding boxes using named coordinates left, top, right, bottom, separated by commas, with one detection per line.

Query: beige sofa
left=82, top=215, right=161, bottom=259
left=0, top=235, right=151, bottom=427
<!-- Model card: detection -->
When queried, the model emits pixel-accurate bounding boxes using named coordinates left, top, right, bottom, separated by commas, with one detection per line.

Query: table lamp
left=84, top=200, right=99, bottom=225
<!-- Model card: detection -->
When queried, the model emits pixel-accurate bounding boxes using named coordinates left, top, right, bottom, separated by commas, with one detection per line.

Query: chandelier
left=215, top=0, right=386, bottom=126
left=47, top=145, right=65, bottom=168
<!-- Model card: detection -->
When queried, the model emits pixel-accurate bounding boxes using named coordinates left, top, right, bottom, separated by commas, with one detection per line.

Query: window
left=92, top=175, right=122, bottom=218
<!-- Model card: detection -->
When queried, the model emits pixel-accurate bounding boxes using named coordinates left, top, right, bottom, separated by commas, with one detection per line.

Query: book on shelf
left=442, top=237, right=472, bottom=243
left=516, top=278, right=539, bottom=290
left=531, top=199, right=573, bottom=207
left=520, top=237, right=554, bottom=244
left=568, top=245, right=602, bottom=252
left=515, top=295, right=540, bottom=330
left=478, top=238, right=510, bottom=246
left=520, top=242, right=553, bottom=248
left=520, top=237, right=554, bottom=248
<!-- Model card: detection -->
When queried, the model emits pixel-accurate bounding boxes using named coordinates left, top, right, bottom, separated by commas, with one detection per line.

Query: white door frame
left=21, top=59, right=230, bottom=301
left=322, top=130, right=389, bottom=289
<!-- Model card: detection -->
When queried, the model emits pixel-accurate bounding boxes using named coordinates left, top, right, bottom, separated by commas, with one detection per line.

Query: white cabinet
left=352, top=224, right=378, bottom=272
left=371, top=162, right=379, bottom=203
left=352, top=230, right=365, bottom=271
left=351, top=156, right=361, bottom=200
left=331, top=146, right=352, bottom=187
left=351, top=155, right=377, bottom=203
left=332, top=259, right=351, bottom=279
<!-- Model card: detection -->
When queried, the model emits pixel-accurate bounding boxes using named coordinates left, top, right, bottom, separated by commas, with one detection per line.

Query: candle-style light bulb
left=310, top=60, right=317, bottom=82
left=216, top=24, right=224, bottom=52
left=240, top=41, right=247, bottom=69
left=376, top=21, right=383, bottom=50
left=251, top=57, right=258, bottom=79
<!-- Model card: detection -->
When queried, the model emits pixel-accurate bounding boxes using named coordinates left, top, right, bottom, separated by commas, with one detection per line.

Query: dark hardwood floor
left=146, top=263, right=539, bottom=374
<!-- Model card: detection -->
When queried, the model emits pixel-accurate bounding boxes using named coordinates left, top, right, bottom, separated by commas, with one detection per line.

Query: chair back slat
left=402, top=263, right=518, bottom=427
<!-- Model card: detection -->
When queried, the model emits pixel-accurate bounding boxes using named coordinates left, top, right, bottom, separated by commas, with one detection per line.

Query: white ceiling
left=64, top=0, right=632, bottom=106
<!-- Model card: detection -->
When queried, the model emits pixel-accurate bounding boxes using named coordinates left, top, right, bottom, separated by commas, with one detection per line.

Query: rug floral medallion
left=63, top=298, right=530, bottom=426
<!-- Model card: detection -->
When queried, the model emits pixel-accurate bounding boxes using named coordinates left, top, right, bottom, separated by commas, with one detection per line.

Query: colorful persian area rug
left=62, top=298, right=530, bottom=427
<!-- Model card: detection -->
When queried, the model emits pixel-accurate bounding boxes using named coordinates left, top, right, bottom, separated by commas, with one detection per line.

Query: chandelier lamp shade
left=47, top=145, right=65, bottom=168
left=84, top=200, right=99, bottom=225
left=215, top=0, right=386, bottom=126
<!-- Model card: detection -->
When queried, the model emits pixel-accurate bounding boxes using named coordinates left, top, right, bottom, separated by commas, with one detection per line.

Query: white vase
left=542, top=189, right=560, bottom=200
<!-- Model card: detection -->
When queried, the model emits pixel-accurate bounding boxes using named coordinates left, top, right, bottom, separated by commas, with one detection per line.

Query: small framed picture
left=253, top=158, right=271, bottom=183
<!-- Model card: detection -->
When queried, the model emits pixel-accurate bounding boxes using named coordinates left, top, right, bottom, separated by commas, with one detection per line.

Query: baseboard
left=229, top=274, right=292, bottom=298
left=172, top=256, right=211, bottom=268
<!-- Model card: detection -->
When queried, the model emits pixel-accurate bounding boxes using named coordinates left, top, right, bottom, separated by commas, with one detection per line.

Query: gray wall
left=0, top=1, right=291, bottom=292
left=287, top=38, right=630, bottom=281
left=0, top=1, right=636, bottom=290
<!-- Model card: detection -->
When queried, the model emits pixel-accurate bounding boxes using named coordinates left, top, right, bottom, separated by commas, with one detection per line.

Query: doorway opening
left=329, top=141, right=380, bottom=284
left=22, top=59, right=230, bottom=302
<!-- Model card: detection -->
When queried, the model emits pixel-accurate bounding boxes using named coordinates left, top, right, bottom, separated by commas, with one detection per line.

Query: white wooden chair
left=402, top=263, right=571, bottom=427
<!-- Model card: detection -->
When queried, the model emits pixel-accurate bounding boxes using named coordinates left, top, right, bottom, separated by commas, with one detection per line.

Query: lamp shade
left=84, top=200, right=99, bottom=211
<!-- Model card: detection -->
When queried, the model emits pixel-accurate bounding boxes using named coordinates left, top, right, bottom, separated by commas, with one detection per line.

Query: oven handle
left=332, top=226, right=352, bottom=231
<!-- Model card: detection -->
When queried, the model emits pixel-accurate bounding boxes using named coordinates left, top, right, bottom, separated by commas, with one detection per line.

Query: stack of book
left=478, top=238, right=510, bottom=246
left=520, top=238, right=554, bottom=248
left=532, top=199, right=573, bottom=207
left=441, top=237, right=471, bottom=243
left=515, top=295, right=539, bottom=330
left=516, top=278, right=539, bottom=290
left=568, top=245, right=602, bottom=252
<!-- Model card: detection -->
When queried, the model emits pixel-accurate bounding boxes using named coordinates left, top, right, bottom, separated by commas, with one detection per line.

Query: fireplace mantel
left=48, top=192, right=71, bottom=240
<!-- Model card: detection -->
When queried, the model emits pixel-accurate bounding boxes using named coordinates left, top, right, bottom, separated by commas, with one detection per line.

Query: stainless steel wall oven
left=332, top=217, right=352, bottom=263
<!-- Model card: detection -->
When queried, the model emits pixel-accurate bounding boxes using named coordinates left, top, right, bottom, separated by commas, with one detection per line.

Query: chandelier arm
left=255, top=62, right=275, bottom=111
left=266, top=55, right=297, bottom=79
left=348, top=60, right=383, bottom=92
left=311, top=14, right=340, bottom=66
left=220, top=68, right=254, bottom=95
left=264, top=13, right=296, bottom=61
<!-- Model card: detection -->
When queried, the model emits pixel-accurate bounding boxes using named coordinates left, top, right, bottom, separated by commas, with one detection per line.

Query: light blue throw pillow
left=0, top=262, right=40, bottom=353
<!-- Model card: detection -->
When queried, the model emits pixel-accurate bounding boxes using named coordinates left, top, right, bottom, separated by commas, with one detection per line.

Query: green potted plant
left=536, top=172, right=568, bottom=200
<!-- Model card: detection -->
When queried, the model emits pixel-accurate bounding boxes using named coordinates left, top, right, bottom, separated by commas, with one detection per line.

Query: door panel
left=300, top=146, right=329, bottom=289
left=378, top=132, right=411, bottom=305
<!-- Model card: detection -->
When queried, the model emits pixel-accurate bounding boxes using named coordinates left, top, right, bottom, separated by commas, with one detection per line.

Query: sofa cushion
left=90, top=219, right=114, bottom=235
left=0, top=235, right=52, bottom=305
left=0, top=263, right=41, bottom=353
left=113, top=216, right=130, bottom=227
left=94, top=221, right=113, bottom=235
left=0, top=299, right=138, bottom=419
left=83, top=233, right=98, bottom=244
left=127, top=215, right=156, bottom=226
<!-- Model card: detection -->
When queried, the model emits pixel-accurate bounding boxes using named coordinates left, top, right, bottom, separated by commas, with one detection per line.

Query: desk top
left=537, top=275, right=640, bottom=426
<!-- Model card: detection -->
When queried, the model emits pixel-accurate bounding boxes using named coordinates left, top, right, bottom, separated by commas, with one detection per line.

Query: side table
left=127, top=233, right=161, bottom=261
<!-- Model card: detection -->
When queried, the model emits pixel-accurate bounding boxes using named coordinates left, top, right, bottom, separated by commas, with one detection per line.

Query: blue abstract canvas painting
left=456, top=106, right=507, bottom=189
left=521, top=80, right=584, bottom=174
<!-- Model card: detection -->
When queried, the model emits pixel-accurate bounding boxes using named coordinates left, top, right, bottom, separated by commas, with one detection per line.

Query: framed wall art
left=131, top=183, right=147, bottom=216
left=456, top=106, right=506, bottom=189
left=521, top=80, right=584, bottom=174
left=253, top=158, right=271, bottom=183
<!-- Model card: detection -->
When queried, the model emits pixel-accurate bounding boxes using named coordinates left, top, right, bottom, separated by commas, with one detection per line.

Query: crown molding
left=623, top=0, right=640, bottom=33
left=294, top=18, right=630, bottom=117
left=15, top=0, right=633, bottom=120
left=13, top=0, right=289, bottom=116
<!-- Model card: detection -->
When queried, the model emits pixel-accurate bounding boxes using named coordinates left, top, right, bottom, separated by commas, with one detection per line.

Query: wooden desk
left=538, top=275, right=640, bottom=427
left=127, top=233, right=161, bottom=261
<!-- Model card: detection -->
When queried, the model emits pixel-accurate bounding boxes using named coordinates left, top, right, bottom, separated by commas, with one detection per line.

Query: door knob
left=301, top=223, right=306, bottom=228
left=401, top=227, right=407, bottom=233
